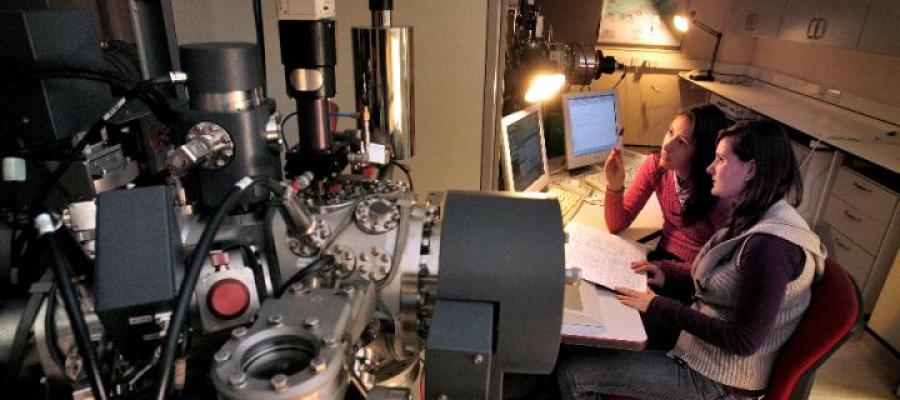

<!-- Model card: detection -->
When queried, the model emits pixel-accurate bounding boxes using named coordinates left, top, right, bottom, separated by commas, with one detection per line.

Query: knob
left=207, top=278, right=251, bottom=320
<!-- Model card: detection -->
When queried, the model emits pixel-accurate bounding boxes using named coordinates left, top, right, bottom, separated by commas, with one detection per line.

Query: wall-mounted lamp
left=674, top=11, right=722, bottom=81
left=524, top=68, right=566, bottom=103
left=504, top=0, right=621, bottom=113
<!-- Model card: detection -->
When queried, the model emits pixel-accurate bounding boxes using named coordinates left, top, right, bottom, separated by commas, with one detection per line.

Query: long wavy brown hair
left=717, top=120, right=803, bottom=239
left=653, top=104, right=730, bottom=226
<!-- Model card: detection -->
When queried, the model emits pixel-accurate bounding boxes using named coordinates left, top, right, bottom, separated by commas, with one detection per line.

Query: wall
left=578, top=0, right=756, bottom=146
left=751, top=37, right=900, bottom=110
left=169, top=0, right=486, bottom=198
left=577, top=0, right=900, bottom=145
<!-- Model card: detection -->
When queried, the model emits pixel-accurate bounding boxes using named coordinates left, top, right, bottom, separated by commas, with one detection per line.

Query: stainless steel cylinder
left=352, top=27, right=415, bottom=160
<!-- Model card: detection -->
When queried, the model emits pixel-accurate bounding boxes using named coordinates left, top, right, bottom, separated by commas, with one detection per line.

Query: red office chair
left=765, top=258, right=863, bottom=400
left=605, top=259, right=862, bottom=400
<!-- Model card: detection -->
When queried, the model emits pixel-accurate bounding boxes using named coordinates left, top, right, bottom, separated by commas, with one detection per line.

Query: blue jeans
left=556, top=348, right=742, bottom=400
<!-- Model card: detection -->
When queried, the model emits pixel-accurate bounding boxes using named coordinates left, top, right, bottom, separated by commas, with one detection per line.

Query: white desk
left=556, top=167, right=664, bottom=351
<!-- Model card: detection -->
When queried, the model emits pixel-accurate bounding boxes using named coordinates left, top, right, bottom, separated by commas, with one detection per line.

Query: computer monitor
left=561, top=89, right=620, bottom=170
left=500, top=104, right=551, bottom=192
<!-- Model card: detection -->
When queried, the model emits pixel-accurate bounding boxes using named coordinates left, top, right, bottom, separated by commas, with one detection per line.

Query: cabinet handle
left=806, top=18, right=816, bottom=39
left=843, top=209, right=862, bottom=222
left=834, top=236, right=853, bottom=251
left=816, top=18, right=828, bottom=39
left=852, top=181, right=873, bottom=193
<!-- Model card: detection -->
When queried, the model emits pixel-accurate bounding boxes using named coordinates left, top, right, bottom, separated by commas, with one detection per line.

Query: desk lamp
left=674, top=11, right=722, bottom=81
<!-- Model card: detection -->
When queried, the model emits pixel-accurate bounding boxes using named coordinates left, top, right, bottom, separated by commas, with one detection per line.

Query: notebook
left=564, top=222, right=648, bottom=292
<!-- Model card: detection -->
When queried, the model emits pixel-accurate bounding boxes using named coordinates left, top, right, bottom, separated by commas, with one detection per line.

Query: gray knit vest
left=668, top=200, right=826, bottom=391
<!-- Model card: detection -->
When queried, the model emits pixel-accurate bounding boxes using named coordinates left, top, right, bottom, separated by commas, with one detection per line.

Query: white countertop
left=679, top=72, right=900, bottom=175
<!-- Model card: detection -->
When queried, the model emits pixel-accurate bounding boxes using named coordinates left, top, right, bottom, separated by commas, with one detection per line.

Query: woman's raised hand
left=604, top=148, right=625, bottom=192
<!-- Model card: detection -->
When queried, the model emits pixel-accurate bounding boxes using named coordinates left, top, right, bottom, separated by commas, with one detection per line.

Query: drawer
left=831, top=167, right=898, bottom=222
left=822, top=225, right=876, bottom=288
left=822, top=196, right=888, bottom=255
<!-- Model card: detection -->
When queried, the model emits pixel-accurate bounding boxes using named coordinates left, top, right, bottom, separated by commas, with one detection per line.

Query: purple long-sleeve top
left=646, top=233, right=805, bottom=356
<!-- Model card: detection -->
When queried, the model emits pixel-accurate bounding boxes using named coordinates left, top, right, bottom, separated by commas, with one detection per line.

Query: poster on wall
left=598, top=0, right=688, bottom=49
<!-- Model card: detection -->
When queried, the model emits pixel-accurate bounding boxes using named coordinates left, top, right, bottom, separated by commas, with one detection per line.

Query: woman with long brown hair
left=604, top=104, right=730, bottom=265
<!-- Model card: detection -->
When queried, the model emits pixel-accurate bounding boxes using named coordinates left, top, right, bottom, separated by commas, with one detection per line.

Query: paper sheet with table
left=565, top=222, right=648, bottom=292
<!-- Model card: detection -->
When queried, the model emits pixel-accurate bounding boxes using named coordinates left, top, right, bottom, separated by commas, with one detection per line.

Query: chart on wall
left=598, top=0, right=688, bottom=49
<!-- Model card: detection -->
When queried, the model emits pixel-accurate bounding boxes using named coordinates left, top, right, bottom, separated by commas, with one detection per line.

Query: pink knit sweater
left=605, top=153, right=729, bottom=265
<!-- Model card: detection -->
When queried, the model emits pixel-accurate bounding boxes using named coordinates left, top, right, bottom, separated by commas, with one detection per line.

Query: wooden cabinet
left=821, top=165, right=900, bottom=312
left=858, top=0, right=900, bottom=57
left=777, top=0, right=871, bottom=48
left=729, top=0, right=788, bottom=38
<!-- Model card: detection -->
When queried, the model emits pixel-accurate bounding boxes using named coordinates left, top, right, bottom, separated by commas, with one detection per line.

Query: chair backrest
left=766, top=258, right=863, bottom=400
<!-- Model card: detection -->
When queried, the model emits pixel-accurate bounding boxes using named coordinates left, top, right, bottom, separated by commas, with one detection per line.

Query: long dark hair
left=717, top=120, right=803, bottom=239
left=676, top=104, right=730, bottom=226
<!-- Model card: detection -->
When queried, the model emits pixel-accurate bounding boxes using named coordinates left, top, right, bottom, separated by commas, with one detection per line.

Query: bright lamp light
left=524, top=72, right=566, bottom=103
left=673, top=14, right=691, bottom=32
left=671, top=11, right=722, bottom=81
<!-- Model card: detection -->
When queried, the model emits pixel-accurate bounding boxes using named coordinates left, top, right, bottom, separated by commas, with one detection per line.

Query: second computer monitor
left=562, top=89, right=620, bottom=170
left=500, top=104, right=551, bottom=193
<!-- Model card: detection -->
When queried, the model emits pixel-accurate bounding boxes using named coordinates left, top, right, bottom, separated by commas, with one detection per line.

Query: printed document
left=565, top=222, right=648, bottom=292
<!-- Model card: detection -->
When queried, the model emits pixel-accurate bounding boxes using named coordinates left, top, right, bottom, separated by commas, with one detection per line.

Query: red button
left=206, top=279, right=251, bottom=320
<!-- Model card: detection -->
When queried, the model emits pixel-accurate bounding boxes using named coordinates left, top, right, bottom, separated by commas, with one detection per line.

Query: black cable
left=611, top=69, right=628, bottom=90
left=1, top=66, right=177, bottom=124
left=276, top=255, right=335, bottom=298
left=44, top=285, right=68, bottom=372
left=28, top=118, right=107, bottom=217
left=280, top=111, right=298, bottom=148
left=154, top=177, right=284, bottom=400
left=3, top=69, right=142, bottom=287
left=38, top=216, right=108, bottom=400
left=4, top=270, right=52, bottom=386
left=391, top=161, right=413, bottom=191
left=7, top=69, right=179, bottom=282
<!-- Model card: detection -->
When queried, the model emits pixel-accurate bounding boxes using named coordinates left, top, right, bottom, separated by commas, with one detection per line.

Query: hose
left=44, top=285, right=67, bottom=373
left=154, top=177, right=283, bottom=400
left=276, top=255, right=336, bottom=297
left=35, top=214, right=108, bottom=400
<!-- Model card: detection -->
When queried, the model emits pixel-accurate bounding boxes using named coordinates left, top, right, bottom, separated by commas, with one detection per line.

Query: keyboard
left=547, top=185, right=584, bottom=226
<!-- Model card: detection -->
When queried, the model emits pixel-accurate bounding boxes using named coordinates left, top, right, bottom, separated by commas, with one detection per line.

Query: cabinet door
left=779, top=0, right=822, bottom=43
left=858, top=0, right=900, bottom=56
left=731, top=0, right=788, bottom=38
left=779, top=0, right=870, bottom=48
left=815, top=0, right=871, bottom=48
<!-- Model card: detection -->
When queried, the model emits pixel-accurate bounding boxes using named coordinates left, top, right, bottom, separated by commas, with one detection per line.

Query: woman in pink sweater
left=605, top=104, right=730, bottom=265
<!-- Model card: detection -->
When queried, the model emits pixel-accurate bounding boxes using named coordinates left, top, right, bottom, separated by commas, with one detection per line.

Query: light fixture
left=503, top=1, right=621, bottom=112
left=673, top=11, right=722, bottom=81
left=524, top=70, right=566, bottom=103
